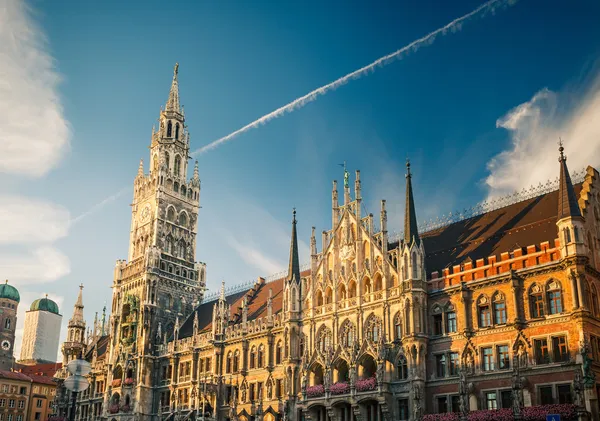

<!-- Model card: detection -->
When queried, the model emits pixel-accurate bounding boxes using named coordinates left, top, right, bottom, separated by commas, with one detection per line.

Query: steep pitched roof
left=397, top=183, right=583, bottom=277
left=178, top=270, right=310, bottom=340
left=15, top=362, right=62, bottom=377
left=557, top=145, right=582, bottom=220
left=404, top=161, right=420, bottom=246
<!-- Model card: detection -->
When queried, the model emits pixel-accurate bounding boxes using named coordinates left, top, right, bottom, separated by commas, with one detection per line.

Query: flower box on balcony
left=306, top=384, right=325, bottom=398
left=111, top=379, right=122, bottom=387
left=120, top=404, right=131, bottom=413
left=355, top=376, right=377, bottom=392
left=124, top=377, right=134, bottom=386
left=421, top=404, right=578, bottom=421
left=329, top=382, right=350, bottom=395
left=109, top=404, right=119, bottom=414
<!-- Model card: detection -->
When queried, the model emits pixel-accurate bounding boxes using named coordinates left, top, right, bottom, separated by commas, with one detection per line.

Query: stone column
left=570, top=271, right=580, bottom=309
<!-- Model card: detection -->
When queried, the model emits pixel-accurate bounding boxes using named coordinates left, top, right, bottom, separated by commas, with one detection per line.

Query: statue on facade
left=412, top=383, right=423, bottom=421
left=517, top=342, right=528, bottom=368
left=464, top=351, right=474, bottom=375
left=581, top=339, right=596, bottom=388
left=301, top=370, right=308, bottom=393
left=349, top=365, right=357, bottom=387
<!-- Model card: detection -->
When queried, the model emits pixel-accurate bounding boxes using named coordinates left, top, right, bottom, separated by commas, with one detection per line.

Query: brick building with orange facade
left=0, top=371, right=57, bottom=421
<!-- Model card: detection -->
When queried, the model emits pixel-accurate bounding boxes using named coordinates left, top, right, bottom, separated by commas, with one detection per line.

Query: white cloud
left=225, top=235, right=285, bottom=275
left=0, top=195, right=71, bottom=244
left=0, top=246, right=70, bottom=284
left=0, top=0, right=70, bottom=178
left=485, top=73, right=600, bottom=199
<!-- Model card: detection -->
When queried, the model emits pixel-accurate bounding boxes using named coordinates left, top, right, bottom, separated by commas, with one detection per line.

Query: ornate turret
left=556, top=141, right=586, bottom=259
left=62, top=284, right=86, bottom=365
left=165, top=63, right=181, bottom=113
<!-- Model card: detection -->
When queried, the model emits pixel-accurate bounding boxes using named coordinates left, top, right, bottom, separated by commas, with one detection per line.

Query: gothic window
left=315, top=325, right=332, bottom=353
left=174, top=155, right=181, bottom=176
left=175, top=123, right=180, bottom=140
left=339, top=320, right=356, bottom=348
left=181, top=185, right=186, bottom=196
left=226, top=352, right=232, bottom=374
left=563, top=227, right=572, bottom=244
left=164, top=152, right=170, bottom=169
left=477, top=296, right=491, bottom=328
left=167, top=121, right=172, bottom=137
left=546, top=280, right=563, bottom=315
left=257, top=345, right=265, bottom=368
left=4, top=318, right=9, bottom=329
left=316, top=290, right=323, bottom=307
left=291, top=287, right=297, bottom=311
left=446, top=310, right=457, bottom=333
left=167, top=207, right=176, bottom=222
left=404, top=299, right=411, bottom=335
left=397, top=355, right=408, bottom=380
left=338, top=284, right=347, bottom=301
left=492, top=292, right=507, bottom=324
left=276, top=341, right=282, bottom=365
left=364, top=314, right=382, bottom=343
left=233, top=350, right=240, bottom=373
left=174, top=182, right=179, bottom=192
left=394, top=312, right=402, bottom=340
left=403, top=254, right=408, bottom=280
left=325, top=287, right=333, bottom=304
left=363, top=277, right=372, bottom=294
left=250, top=346, right=256, bottom=369
left=374, top=273, right=383, bottom=291
left=348, top=280, right=357, bottom=298
left=592, top=284, right=599, bottom=317
left=529, top=284, right=545, bottom=318
left=411, top=252, right=418, bottom=279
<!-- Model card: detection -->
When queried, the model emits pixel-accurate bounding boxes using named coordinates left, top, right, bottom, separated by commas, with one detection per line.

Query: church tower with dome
left=19, top=295, right=63, bottom=364
left=0, top=281, right=19, bottom=370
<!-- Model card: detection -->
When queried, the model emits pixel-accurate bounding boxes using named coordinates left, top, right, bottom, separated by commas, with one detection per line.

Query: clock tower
left=107, top=64, right=206, bottom=421
left=0, top=281, right=20, bottom=370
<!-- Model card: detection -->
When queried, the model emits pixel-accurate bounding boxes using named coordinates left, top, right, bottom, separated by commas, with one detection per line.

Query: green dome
left=0, top=282, right=20, bottom=303
left=30, top=297, right=59, bottom=314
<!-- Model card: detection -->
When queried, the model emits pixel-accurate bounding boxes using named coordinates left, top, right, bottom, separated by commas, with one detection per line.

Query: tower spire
left=404, top=159, right=420, bottom=246
left=165, top=63, right=181, bottom=113
left=287, top=208, right=301, bottom=284
left=70, top=284, right=85, bottom=325
left=557, top=140, right=582, bottom=220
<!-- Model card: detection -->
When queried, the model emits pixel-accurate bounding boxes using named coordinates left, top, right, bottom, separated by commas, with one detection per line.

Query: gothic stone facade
left=56, top=65, right=600, bottom=421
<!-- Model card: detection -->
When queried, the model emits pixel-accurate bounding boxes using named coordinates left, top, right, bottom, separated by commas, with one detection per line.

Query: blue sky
left=1, top=0, right=600, bottom=358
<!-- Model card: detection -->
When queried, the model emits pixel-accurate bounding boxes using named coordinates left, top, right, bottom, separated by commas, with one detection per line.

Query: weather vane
left=338, top=161, right=349, bottom=188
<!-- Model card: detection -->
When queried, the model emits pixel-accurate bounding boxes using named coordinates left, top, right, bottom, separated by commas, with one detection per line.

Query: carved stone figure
left=301, top=371, right=307, bottom=392
left=511, top=368, right=523, bottom=417
left=574, top=369, right=585, bottom=408
left=349, top=365, right=357, bottom=387
left=517, top=343, right=528, bottom=368
left=376, top=361, right=384, bottom=384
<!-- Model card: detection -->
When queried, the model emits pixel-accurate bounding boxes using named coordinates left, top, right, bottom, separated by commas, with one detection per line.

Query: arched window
left=374, top=273, right=383, bottom=291
left=164, top=152, right=170, bottom=169
left=167, top=207, right=175, bottom=222
left=325, top=287, right=333, bottom=304
left=394, top=313, right=402, bottom=340
left=592, top=284, right=599, bottom=317
left=174, top=155, right=181, bottom=176
left=315, top=325, right=332, bottom=353
left=397, top=355, right=408, bottom=380
left=445, top=308, right=457, bottom=333
left=179, top=212, right=187, bottom=227
left=233, top=350, right=240, bottom=373
left=291, top=287, right=297, bottom=312
left=364, top=314, right=382, bottom=343
left=339, top=320, right=356, bottom=348
left=175, top=123, right=180, bottom=140
left=477, top=296, right=491, bottom=328
left=403, top=254, right=408, bottom=280
left=492, top=292, right=507, bottom=324
left=257, top=345, right=264, bottom=368
left=363, top=277, right=372, bottom=294
left=338, top=284, right=347, bottom=301
left=167, top=121, right=172, bottom=137
left=276, top=341, right=282, bottom=365
left=348, top=280, right=357, bottom=298
left=546, top=280, right=563, bottom=315
left=226, top=352, right=232, bottom=374
left=564, top=227, right=572, bottom=244
left=411, top=252, right=418, bottom=279
left=249, top=346, right=256, bottom=369
left=529, top=284, right=545, bottom=318
left=4, top=318, right=10, bottom=330
left=404, top=300, right=411, bottom=335
left=316, top=290, right=323, bottom=307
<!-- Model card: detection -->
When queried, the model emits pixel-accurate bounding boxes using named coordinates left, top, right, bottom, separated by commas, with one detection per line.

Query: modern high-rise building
left=19, top=296, right=62, bottom=364
left=0, top=281, right=20, bottom=370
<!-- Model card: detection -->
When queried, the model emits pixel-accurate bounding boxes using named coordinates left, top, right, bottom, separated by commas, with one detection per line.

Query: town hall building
left=54, top=64, right=600, bottom=421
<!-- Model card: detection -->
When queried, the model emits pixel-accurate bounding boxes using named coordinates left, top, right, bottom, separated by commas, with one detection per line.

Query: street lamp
left=64, top=359, right=91, bottom=421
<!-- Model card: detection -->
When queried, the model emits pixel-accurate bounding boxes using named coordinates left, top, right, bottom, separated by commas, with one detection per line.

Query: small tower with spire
left=556, top=141, right=587, bottom=258
left=62, top=284, right=86, bottom=365
left=284, top=209, right=302, bottom=321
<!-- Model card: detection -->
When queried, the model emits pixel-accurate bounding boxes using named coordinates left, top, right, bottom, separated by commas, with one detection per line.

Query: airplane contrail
left=190, top=0, right=519, bottom=156
left=70, top=186, right=131, bottom=226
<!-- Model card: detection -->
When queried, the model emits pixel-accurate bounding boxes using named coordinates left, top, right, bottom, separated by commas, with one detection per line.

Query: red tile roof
left=0, top=370, right=33, bottom=382
left=15, top=362, right=62, bottom=378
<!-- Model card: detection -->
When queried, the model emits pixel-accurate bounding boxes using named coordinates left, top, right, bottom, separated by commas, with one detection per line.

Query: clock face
left=1, top=340, right=10, bottom=351
left=139, top=204, right=151, bottom=223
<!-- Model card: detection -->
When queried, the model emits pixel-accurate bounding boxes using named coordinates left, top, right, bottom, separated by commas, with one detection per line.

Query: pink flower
left=124, top=377, right=134, bottom=386
left=306, top=384, right=325, bottom=398
left=355, top=376, right=377, bottom=392
left=109, top=404, right=120, bottom=414
left=329, top=382, right=350, bottom=395
left=111, top=379, right=122, bottom=387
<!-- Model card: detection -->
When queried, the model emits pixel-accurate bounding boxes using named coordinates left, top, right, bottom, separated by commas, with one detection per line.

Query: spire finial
left=287, top=208, right=301, bottom=284
left=174, top=62, right=179, bottom=77
left=292, top=208, right=297, bottom=224
left=403, top=158, right=420, bottom=246
left=406, top=158, right=411, bottom=177
left=558, top=137, right=565, bottom=162
left=165, top=63, right=181, bottom=112
left=4, top=280, right=7, bottom=284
